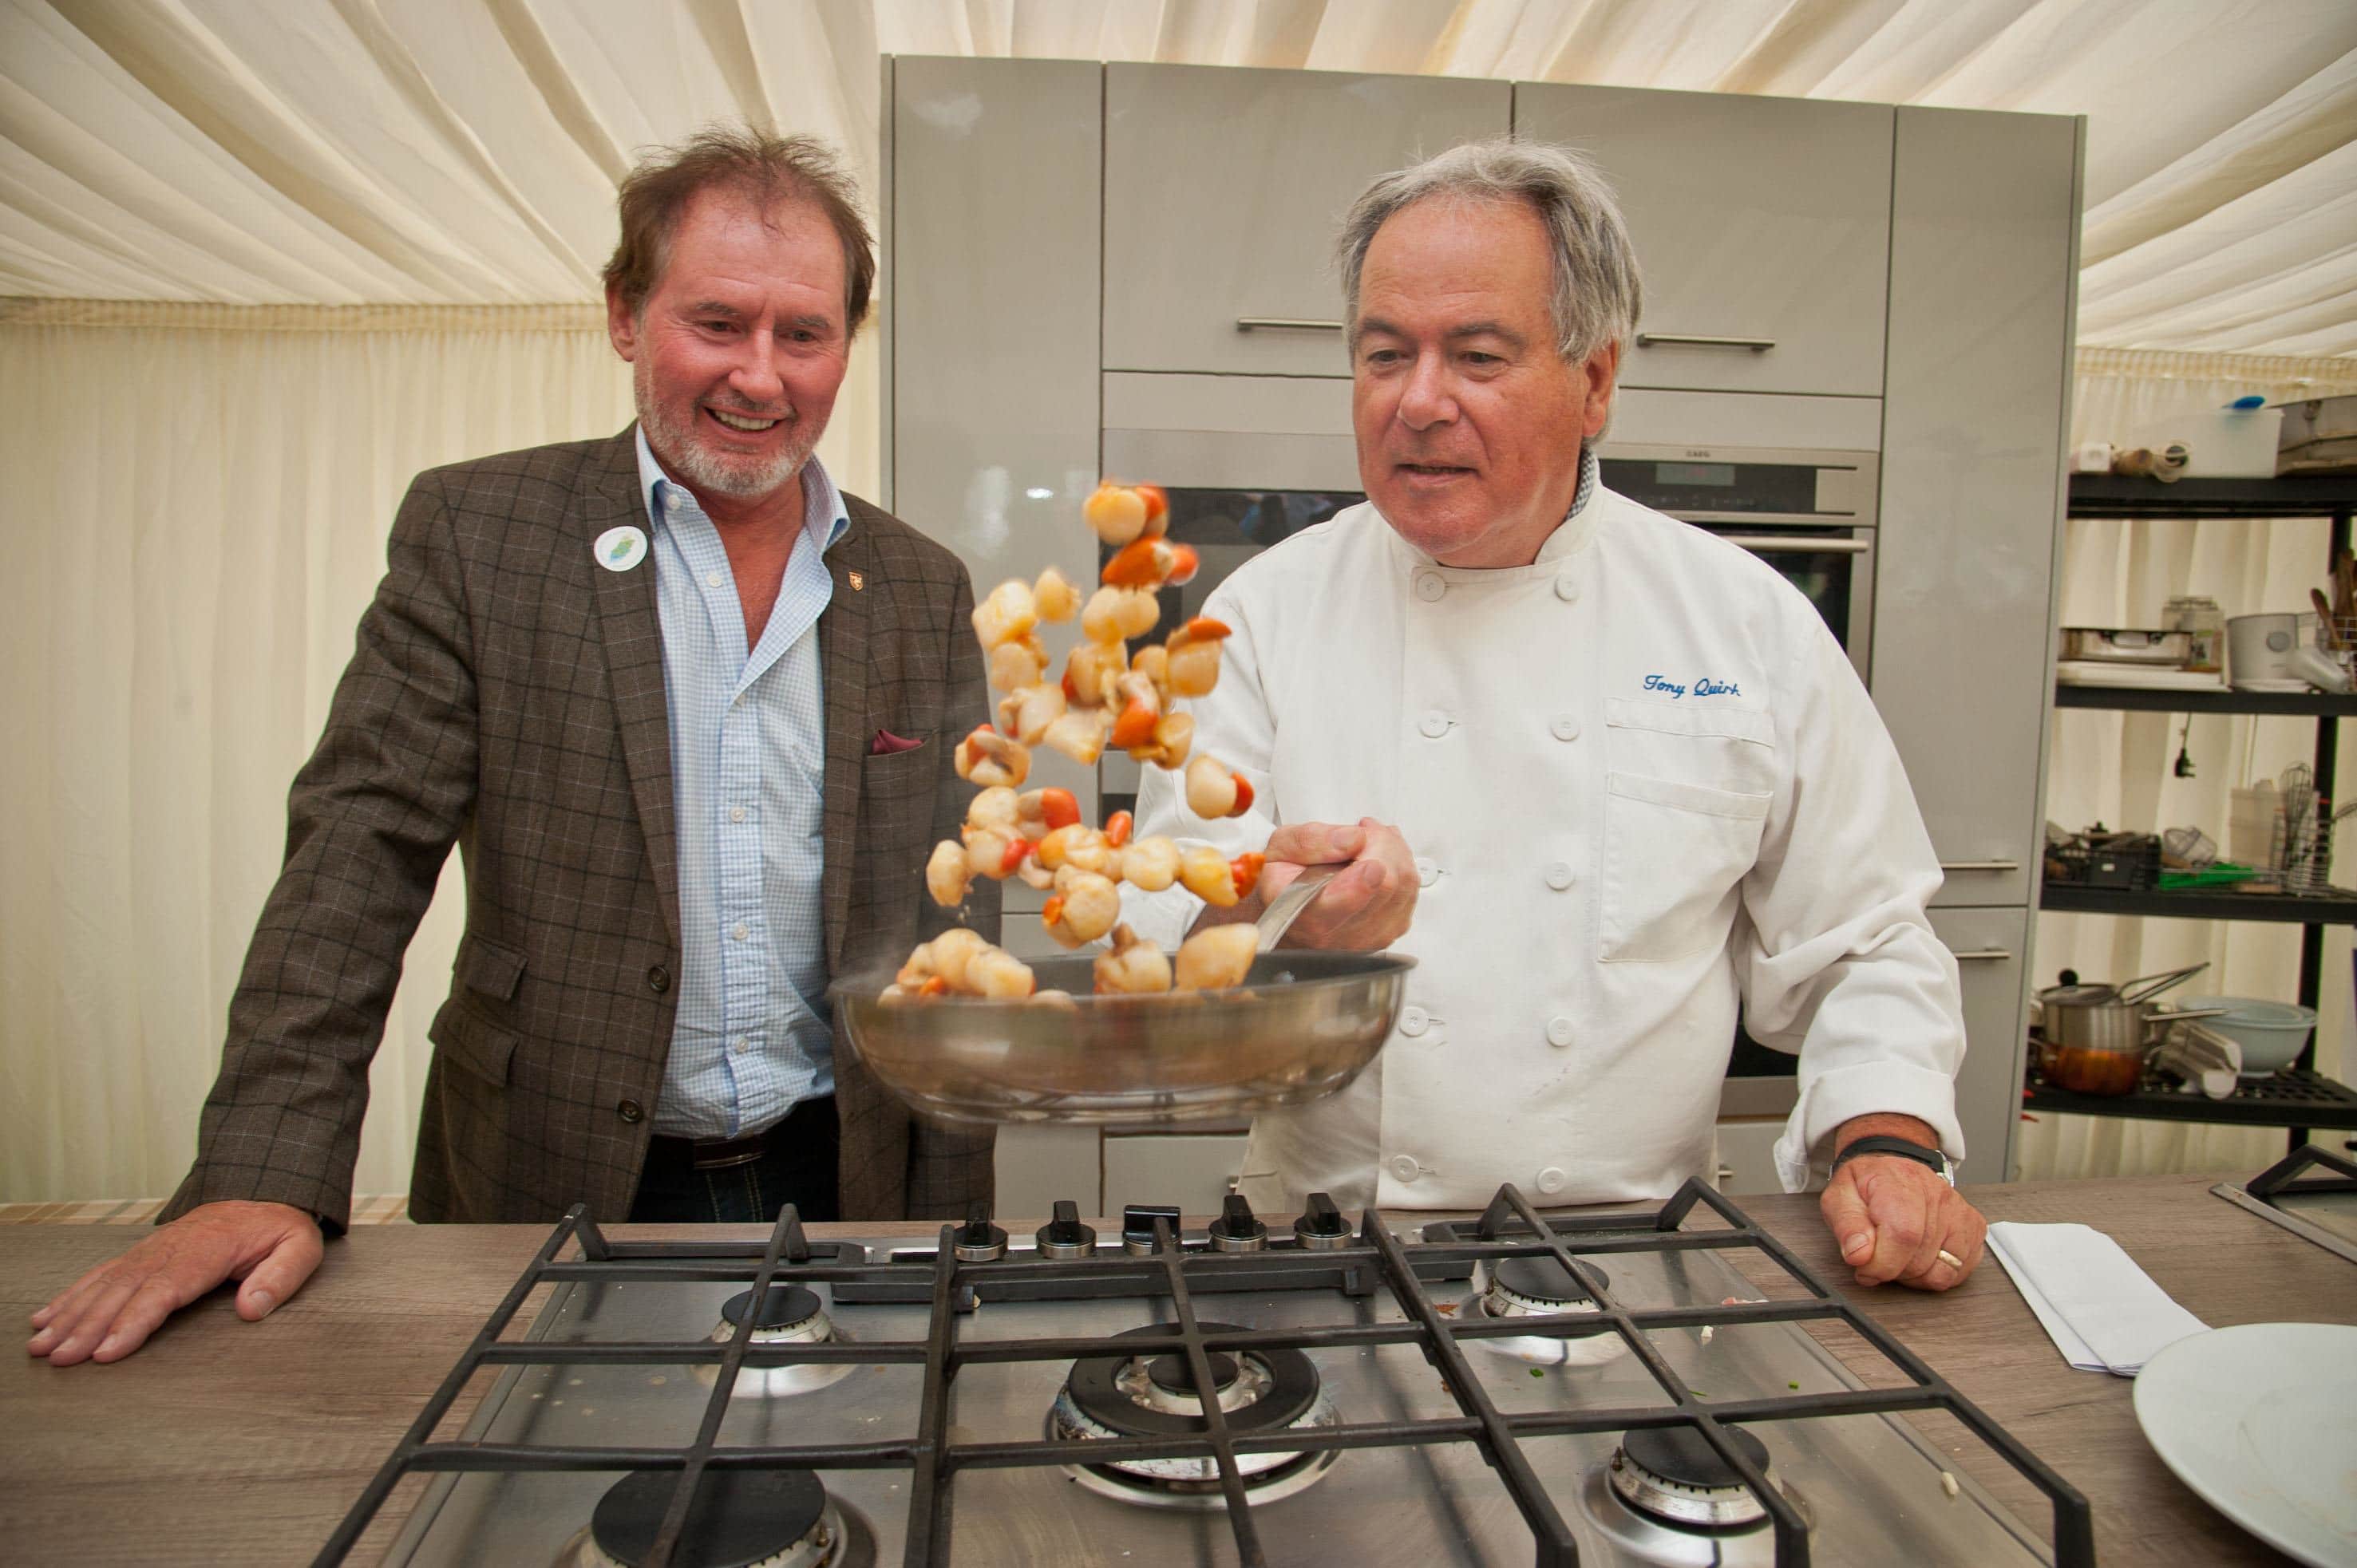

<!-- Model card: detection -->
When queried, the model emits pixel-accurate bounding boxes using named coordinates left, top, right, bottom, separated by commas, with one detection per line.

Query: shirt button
left=1555, top=574, right=1580, bottom=603
left=1536, top=1166, right=1568, bottom=1195
left=1550, top=715, right=1580, bottom=742
left=662, top=491, right=682, bottom=513
left=1418, top=710, right=1449, bottom=740
left=1545, top=862, right=1575, bottom=891
left=730, top=805, right=747, bottom=823
left=646, top=964, right=671, bottom=994
left=1398, top=1006, right=1430, bottom=1037
left=617, top=1099, right=645, bottom=1124
left=731, top=922, right=750, bottom=942
left=1546, top=1016, right=1574, bottom=1048
left=1390, top=1154, right=1422, bottom=1183
left=706, top=570, right=724, bottom=588
left=733, top=1035, right=751, bottom=1055
left=1415, top=857, right=1439, bottom=888
left=1414, top=572, right=1446, bottom=602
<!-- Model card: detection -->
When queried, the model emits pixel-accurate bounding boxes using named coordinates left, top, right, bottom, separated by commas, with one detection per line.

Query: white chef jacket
left=1123, top=482, right=1967, bottom=1212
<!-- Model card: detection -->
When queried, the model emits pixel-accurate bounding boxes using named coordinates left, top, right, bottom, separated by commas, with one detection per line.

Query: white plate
left=2132, top=1322, right=2357, bottom=1566
left=2055, top=661, right=2226, bottom=689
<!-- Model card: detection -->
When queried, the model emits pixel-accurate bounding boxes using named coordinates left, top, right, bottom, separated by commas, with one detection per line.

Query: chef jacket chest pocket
left=1600, top=772, right=1771, bottom=963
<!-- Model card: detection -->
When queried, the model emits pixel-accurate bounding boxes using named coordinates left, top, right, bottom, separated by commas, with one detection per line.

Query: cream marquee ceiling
left=2, top=0, right=2351, bottom=354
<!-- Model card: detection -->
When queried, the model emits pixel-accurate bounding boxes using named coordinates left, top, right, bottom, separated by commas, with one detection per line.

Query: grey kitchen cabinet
left=1870, top=106, right=2082, bottom=911
left=1513, top=85, right=1892, bottom=399
left=1931, top=906, right=2035, bottom=1183
left=1102, top=63, right=1509, bottom=377
left=885, top=56, right=1105, bottom=820
left=1712, top=1118, right=1786, bottom=1195
left=1101, top=1132, right=1250, bottom=1218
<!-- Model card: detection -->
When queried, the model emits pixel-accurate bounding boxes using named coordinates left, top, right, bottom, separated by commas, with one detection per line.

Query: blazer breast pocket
left=1598, top=771, right=1773, bottom=964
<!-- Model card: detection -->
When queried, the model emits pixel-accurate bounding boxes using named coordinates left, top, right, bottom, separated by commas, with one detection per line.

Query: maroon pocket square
left=870, top=729, right=923, bottom=756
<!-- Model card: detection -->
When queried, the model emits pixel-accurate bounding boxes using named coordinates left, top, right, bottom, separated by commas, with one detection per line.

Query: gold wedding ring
left=1936, top=1248, right=1964, bottom=1271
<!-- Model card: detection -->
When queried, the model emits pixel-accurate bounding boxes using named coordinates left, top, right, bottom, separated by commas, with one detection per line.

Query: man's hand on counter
left=1819, top=1114, right=1987, bottom=1293
left=1193, top=819, right=1418, bottom=950
left=26, top=1200, right=322, bottom=1366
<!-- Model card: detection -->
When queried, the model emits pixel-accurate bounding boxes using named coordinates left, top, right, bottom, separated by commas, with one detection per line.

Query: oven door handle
left=1235, top=317, right=1346, bottom=332
left=1716, top=535, right=1871, bottom=555
left=1636, top=333, right=1776, bottom=351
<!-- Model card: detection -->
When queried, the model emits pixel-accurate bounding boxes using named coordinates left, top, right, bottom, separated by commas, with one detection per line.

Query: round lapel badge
left=594, top=524, right=649, bottom=573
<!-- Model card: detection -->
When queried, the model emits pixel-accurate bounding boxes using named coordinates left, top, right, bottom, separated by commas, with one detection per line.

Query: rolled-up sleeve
left=1735, top=619, right=1966, bottom=1192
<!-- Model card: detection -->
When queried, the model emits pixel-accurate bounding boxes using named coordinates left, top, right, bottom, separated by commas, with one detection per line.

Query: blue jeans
left=628, top=1096, right=840, bottom=1223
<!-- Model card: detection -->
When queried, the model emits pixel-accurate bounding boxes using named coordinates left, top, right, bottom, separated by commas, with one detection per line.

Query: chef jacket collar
left=1381, top=446, right=1602, bottom=580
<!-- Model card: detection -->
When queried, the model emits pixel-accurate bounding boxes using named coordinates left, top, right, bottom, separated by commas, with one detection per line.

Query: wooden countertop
left=2, top=1175, right=2345, bottom=1566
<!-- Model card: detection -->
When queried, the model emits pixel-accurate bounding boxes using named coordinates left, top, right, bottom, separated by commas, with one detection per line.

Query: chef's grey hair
left=1335, top=138, right=1643, bottom=368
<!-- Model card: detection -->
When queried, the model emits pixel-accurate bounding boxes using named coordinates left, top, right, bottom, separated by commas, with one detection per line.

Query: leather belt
left=664, top=1128, right=773, bottom=1171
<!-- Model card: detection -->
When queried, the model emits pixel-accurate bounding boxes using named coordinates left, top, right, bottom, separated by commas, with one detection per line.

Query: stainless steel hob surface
left=322, top=1183, right=2091, bottom=1568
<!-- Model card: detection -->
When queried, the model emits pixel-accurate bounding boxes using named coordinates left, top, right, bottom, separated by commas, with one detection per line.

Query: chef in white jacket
left=1125, top=139, right=1988, bottom=1293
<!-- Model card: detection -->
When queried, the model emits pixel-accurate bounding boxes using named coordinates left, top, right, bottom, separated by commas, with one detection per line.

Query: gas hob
left=324, top=1183, right=2092, bottom=1566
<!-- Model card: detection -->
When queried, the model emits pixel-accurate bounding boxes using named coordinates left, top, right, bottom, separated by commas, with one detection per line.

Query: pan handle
left=1256, top=863, right=1344, bottom=953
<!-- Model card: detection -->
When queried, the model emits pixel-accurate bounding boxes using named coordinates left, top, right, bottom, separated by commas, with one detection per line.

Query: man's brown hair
left=603, top=125, right=876, bottom=333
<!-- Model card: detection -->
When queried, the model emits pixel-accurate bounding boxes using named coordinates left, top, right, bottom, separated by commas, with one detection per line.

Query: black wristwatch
left=1830, top=1135, right=1956, bottom=1187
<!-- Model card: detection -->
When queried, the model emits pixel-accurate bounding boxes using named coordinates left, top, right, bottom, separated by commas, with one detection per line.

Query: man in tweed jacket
left=30, top=128, right=991, bottom=1367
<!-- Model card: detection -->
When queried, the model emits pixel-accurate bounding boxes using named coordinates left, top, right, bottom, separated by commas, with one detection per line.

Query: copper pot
left=2035, top=968, right=2225, bottom=1096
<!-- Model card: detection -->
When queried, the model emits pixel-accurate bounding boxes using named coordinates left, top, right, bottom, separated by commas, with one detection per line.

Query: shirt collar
left=634, top=425, right=849, bottom=555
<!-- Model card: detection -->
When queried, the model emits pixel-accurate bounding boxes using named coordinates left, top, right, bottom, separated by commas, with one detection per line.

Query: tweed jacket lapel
left=818, top=511, right=873, bottom=972
left=585, top=426, right=682, bottom=945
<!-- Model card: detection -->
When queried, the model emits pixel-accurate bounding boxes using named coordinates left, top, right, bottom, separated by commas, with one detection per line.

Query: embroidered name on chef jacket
left=1642, top=674, right=1742, bottom=699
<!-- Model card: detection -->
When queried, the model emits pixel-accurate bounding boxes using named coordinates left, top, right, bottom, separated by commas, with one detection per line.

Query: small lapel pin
left=848, top=570, right=865, bottom=591
left=593, top=524, right=648, bottom=573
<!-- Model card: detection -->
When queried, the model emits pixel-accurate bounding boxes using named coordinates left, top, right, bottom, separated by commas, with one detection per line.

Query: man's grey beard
left=634, top=356, right=814, bottom=501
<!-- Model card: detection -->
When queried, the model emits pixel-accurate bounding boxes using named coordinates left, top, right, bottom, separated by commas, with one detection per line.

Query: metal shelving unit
left=2047, top=473, right=2357, bottom=1149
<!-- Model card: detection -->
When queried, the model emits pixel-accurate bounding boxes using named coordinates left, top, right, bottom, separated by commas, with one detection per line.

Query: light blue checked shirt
left=637, top=429, right=847, bottom=1139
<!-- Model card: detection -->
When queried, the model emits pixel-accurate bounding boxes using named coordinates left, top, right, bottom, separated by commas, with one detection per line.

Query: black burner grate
left=313, top=1180, right=2094, bottom=1568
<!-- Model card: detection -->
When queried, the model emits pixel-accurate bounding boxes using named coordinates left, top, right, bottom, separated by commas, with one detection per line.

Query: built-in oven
left=1595, top=442, right=1879, bottom=681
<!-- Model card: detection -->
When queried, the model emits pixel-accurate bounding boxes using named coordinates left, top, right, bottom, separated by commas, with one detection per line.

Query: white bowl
left=2177, top=996, right=2316, bottom=1076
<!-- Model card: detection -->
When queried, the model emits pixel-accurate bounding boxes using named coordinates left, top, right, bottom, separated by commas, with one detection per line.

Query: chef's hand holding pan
left=1817, top=1115, right=1988, bottom=1293
left=27, top=1200, right=322, bottom=1366
left=1256, top=818, right=1418, bottom=950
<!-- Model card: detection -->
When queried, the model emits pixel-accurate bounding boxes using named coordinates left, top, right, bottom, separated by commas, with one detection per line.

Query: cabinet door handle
left=1948, top=949, right=2015, bottom=962
left=1235, top=317, right=1344, bottom=332
left=1636, top=333, right=1775, bottom=352
left=1718, top=535, right=1871, bottom=555
left=1940, top=859, right=2021, bottom=873
left=1715, top=1165, right=1736, bottom=1184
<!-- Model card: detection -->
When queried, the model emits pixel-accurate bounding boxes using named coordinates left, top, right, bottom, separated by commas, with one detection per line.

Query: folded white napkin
left=1986, top=1221, right=2209, bottom=1376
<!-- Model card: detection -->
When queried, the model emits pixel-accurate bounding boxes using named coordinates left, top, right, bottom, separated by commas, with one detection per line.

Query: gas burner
left=558, top=1467, right=874, bottom=1568
left=1465, top=1254, right=1627, bottom=1367
left=1573, top=1426, right=1801, bottom=1568
left=1046, top=1321, right=1342, bottom=1509
left=690, top=1286, right=856, bottom=1398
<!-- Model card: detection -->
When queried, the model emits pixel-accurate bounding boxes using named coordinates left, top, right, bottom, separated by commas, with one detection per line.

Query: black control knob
left=1208, top=1194, right=1269, bottom=1253
left=952, top=1200, right=1007, bottom=1262
left=1292, top=1191, right=1353, bottom=1251
left=1122, top=1203, right=1184, bottom=1255
left=1034, top=1199, right=1097, bottom=1259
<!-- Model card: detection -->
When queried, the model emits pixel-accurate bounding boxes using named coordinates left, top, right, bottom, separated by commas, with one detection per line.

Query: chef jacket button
left=1550, top=714, right=1580, bottom=742
left=1546, top=1015, right=1574, bottom=1048
left=617, top=1099, right=645, bottom=1124
left=1544, top=862, right=1575, bottom=891
left=646, top=964, right=671, bottom=994
left=1418, top=710, right=1449, bottom=740
left=1398, top=1006, right=1430, bottom=1037
left=1390, top=1154, right=1422, bottom=1183
left=1414, top=572, right=1446, bottom=602
left=1554, top=574, right=1580, bottom=603
left=1415, top=857, right=1439, bottom=888
left=1536, top=1166, right=1568, bottom=1195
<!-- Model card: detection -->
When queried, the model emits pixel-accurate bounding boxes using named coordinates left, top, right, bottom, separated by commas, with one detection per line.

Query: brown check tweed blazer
left=160, top=429, right=996, bottom=1232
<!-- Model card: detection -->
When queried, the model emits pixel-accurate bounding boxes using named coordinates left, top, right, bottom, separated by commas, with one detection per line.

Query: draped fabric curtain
left=2019, top=355, right=2357, bottom=1179
left=0, top=311, right=876, bottom=1203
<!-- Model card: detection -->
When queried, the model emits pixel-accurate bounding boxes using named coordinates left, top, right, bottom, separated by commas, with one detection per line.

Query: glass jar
left=2164, top=594, right=2225, bottom=673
